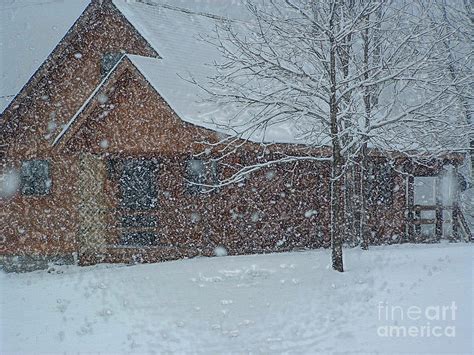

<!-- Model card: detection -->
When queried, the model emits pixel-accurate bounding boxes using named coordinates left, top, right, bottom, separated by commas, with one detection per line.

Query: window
left=367, top=161, right=394, bottom=205
left=101, top=52, right=122, bottom=77
left=210, top=160, right=219, bottom=185
left=120, top=159, right=158, bottom=210
left=185, top=159, right=218, bottom=194
left=414, top=176, right=436, bottom=206
left=120, top=232, right=158, bottom=247
left=20, top=160, right=51, bottom=196
left=121, top=215, right=158, bottom=228
left=186, top=159, right=205, bottom=194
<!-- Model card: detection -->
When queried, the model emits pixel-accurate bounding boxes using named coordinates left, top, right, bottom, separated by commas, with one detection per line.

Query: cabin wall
left=0, top=1, right=441, bottom=268
left=2, top=1, right=156, bottom=156
left=365, top=169, right=407, bottom=244
left=1, top=54, right=412, bottom=267
left=89, top=156, right=332, bottom=265
left=0, top=155, right=80, bottom=262
left=65, top=67, right=220, bottom=155
left=61, top=65, right=406, bottom=264
left=0, top=1, right=156, bottom=267
left=62, top=66, right=333, bottom=264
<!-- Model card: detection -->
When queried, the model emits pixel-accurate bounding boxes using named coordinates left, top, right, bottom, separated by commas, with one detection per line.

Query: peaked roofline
left=53, top=54, right=466, bottom=161
left=130, top=0, right=243, bottom=23
left=52, top=54, right=231, bottom=150
left=1, top=0, right=159, bottom=118
left=52, top=54, right=127, bottom=147
left=108, top=0, right=160, bottom=57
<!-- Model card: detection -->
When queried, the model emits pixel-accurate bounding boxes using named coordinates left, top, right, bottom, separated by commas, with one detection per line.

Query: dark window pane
left=121, top=215, right=158, bottom=228
left=210, top=160, right=219, bottom=185
left=185, top=159, right=220, bottom=193
left=120, top=232, right=158, bottom=247
left=367, top=162, right=393, bottom=205
left=186, top=159, right=205, bottom=194
left=20, top=160, right=51, bottom=196
left=120, top=159, right=158, bottom=210
left=380, top=164, right=394, bottom=204
left=101, top=52, right=122, bottom=77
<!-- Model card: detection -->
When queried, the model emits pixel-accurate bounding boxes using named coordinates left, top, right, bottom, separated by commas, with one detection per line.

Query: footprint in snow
left=337, top=331, right=354, bottom=339
left=239, top=319, right=254, bottom=327
left=56, top=299, right=70, bottom=313
left=228, top=330, right=239, bottom=337
left=58, top=331, right=65, bottom=342
left=266, top=337, right=282, bottom=342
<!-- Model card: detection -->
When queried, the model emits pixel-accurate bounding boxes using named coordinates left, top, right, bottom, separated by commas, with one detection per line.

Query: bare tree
left=424, top=0, right=473, bottom=177
left=198, top=0, right=470, bottom=271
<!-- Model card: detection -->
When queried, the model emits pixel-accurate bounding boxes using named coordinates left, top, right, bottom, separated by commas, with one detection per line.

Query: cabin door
left=77, top=153, right=107, bottom=261
left=117, top=158, right=159, bottom=247
left=413, top=171, right=458, bottom=238
left=413, top=176, right=437, bottom=237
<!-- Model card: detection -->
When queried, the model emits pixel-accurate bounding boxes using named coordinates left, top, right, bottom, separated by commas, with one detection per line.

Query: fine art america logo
left=377, top=301, right=457, bottom=338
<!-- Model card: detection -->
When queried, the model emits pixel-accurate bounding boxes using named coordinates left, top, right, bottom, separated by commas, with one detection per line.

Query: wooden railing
left=409, top=204, right=473, bottom=241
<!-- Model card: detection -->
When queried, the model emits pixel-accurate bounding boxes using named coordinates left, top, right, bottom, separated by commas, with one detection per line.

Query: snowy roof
left=4, top=0, right=469, bottom=151
left=111, top=0, right=470, bottom=153
left=0, top=0, right=90, bottom=112
left=2, top=0, right=301, bottom=143
left=112, top=0, right=302, bottom=144
left=53, top=52, right=300, bottom=147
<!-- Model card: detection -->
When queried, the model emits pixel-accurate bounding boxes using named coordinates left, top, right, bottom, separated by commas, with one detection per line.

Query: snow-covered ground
left=1, top=243, right=472, bottom=354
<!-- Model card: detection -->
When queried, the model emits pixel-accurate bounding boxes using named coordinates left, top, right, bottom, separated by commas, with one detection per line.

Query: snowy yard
left=1, top=243, right=472, bottom=354
left=1, top=1, right=472, bottom=353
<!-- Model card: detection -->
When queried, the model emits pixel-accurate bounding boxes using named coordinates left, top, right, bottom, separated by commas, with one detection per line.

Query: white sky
left=0, top=0, right=89, bottom=112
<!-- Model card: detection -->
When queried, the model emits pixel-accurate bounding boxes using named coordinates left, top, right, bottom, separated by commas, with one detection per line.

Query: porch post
left=406, top=173, right=415, bottom=242
left=435, top=175, right=443, bottom=241
left=414, top=206, right=421, bottom=238
left=452, top=164, right=460, bottom=240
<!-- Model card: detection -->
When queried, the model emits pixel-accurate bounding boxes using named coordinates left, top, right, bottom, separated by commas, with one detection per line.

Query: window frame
left=119, top=158, right=159, bottom=211
left=20, top=159, right=52, bottom=196
left=185, top=158, right=219, bottom=194
left=367, top=161, right=394, bottom=206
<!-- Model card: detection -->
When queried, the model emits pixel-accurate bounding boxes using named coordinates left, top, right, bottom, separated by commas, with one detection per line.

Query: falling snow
left=0, top=169, right=20, bottom=198
left=214, top=246, right=228, bottom=257
left=99, top=139, right=109, bottom=149
left=0, top=0, right=472, bottom=353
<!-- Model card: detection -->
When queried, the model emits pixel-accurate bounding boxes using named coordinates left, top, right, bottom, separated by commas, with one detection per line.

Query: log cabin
left=0, top=0, right=471, bottom=271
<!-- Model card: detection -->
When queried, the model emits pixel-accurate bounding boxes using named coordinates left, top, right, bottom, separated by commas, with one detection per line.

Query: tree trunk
left=360, top=13, right=374, bottom=250
left=344, top=167, right=357, bottom=246
left=329, top=14, right=344, bottom=272
left=331, top=149, right=345, bottom=272
left=360, top=147, right=369, bottom=250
